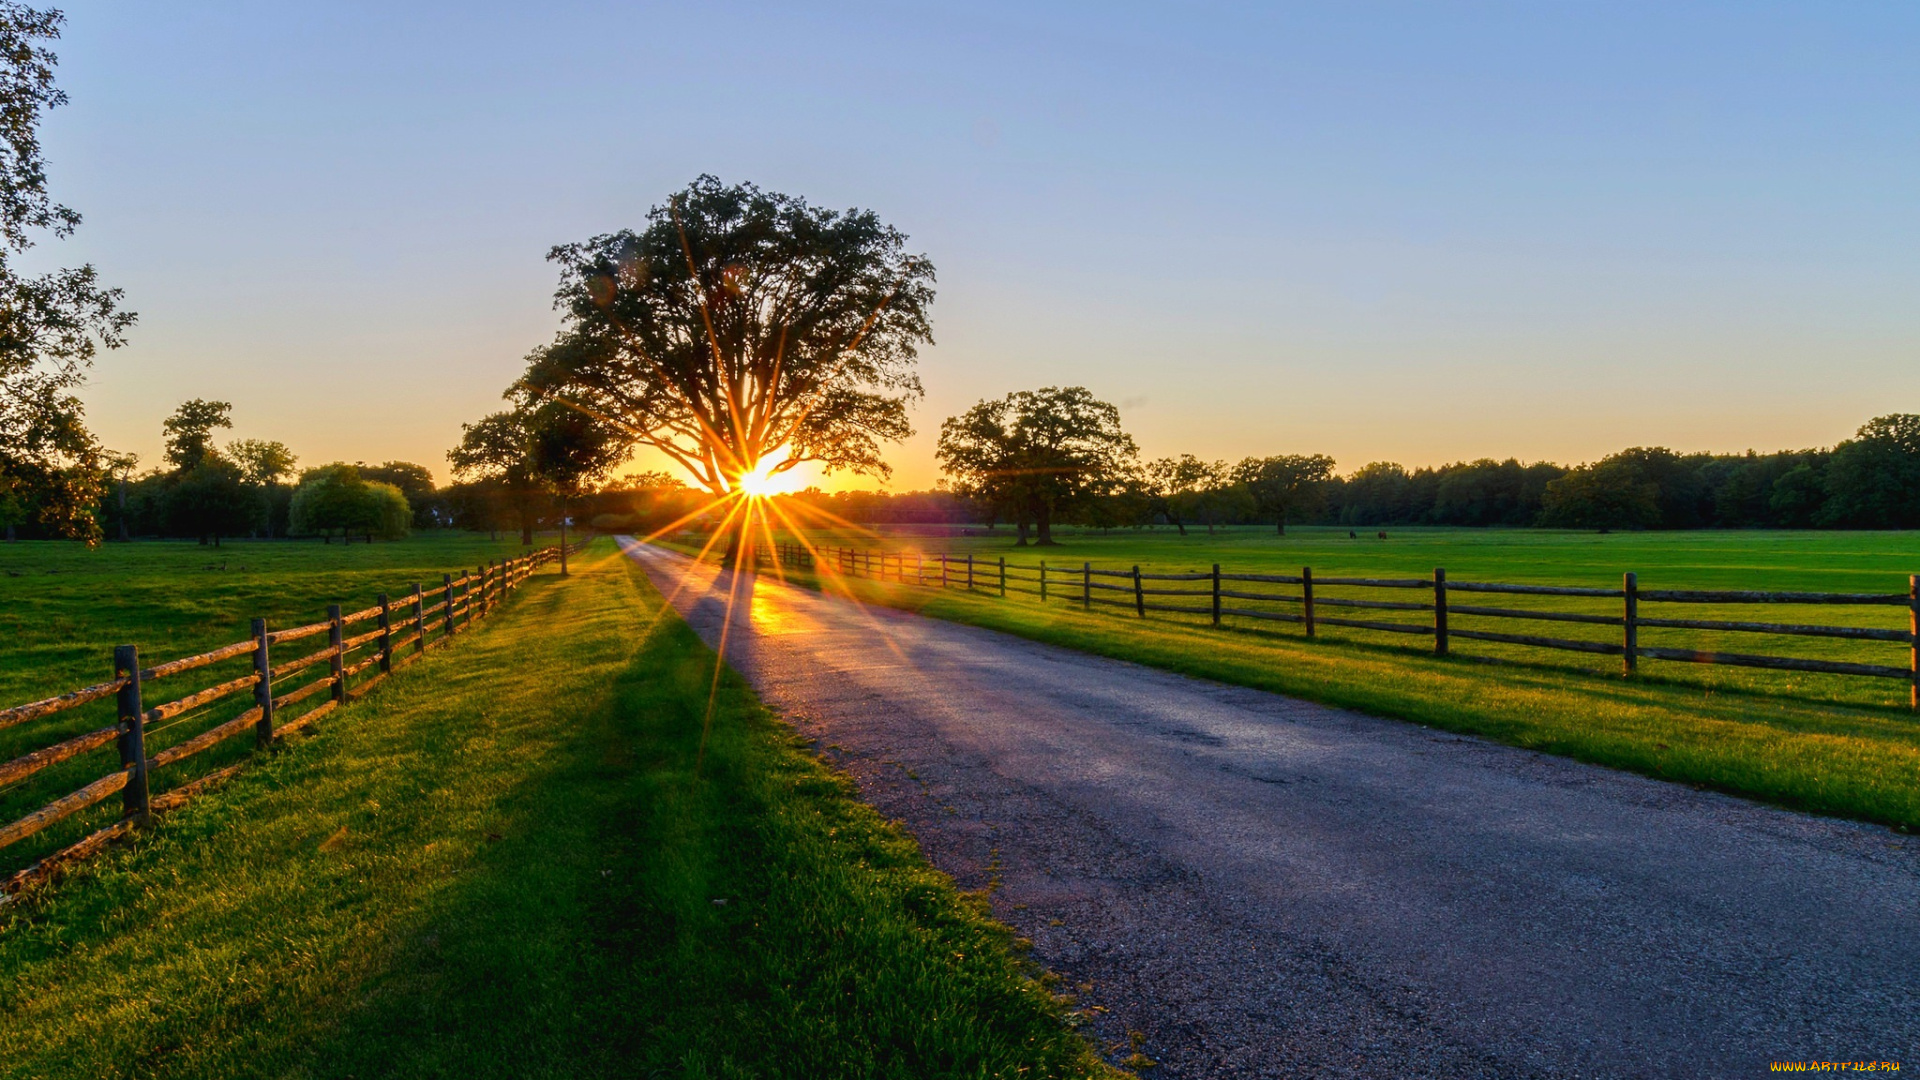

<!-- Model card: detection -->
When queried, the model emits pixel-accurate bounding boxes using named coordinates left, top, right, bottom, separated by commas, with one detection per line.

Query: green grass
left=0, top=534, right=573, bottom=877
left=0, top=539, right=1116, bottom=1079
left=677, top=525, right=1920, bottom=830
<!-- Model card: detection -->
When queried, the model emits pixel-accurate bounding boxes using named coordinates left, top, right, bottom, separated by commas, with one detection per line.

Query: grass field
left=669, top=524, right=1920, bottom=831
left=0, top=534, right=567, bottom=877
left=0, top=539, right=1115, bottom=1079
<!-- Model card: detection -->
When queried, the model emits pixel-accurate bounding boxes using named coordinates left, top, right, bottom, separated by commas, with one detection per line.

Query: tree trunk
left=4, top=524, right=13, bottom=542
left=1016, top=520, right=1030, bottom=546
left=1276, top=516, right=1286, bottom=536
left=1036, top=503, right=1056, bottom=545
left=1173, top=517, right=1186, bottom=536
left=520, top=517, right=533, bottom=545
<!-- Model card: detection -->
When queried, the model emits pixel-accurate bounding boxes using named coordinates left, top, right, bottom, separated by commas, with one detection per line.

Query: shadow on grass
left=1, top=546, right=1112, bottom=1080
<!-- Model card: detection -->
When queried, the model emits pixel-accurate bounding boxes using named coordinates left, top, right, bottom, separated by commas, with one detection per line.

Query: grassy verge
left=690, top=543, right=1920, bottom=832
left=0, top=540, right=1116, bottom=1079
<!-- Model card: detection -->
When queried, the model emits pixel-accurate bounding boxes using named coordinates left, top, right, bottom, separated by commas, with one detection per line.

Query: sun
left=735, top=455, right=797, bottom=498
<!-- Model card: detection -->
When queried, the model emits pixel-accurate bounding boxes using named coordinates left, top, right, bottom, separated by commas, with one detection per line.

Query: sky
left=30, top=1, right=1920, bottom=490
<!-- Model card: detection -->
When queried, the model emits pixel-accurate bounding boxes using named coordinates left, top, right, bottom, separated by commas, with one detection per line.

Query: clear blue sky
left=36, top=1, right=1920, bottom=488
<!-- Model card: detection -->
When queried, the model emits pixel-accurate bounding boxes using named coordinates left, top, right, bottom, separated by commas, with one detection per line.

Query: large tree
left=936, top=387, right=1138, bottom=546
left=0, top=4, right=134, bottom=543
left=1232, top=454, right=1336, bottom=535
left=516, top=176, right=935, bottom=542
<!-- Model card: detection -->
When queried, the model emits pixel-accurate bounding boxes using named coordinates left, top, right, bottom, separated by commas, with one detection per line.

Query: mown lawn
left=673, top=526, right=1920, bottom=831
left=0, top=540, right=1116, bottom=1080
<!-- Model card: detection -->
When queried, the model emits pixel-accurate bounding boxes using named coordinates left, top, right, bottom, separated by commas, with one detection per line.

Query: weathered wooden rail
left=758, top=541, right=1920, bottom=709
left=0, top=542, right=583, bottom=899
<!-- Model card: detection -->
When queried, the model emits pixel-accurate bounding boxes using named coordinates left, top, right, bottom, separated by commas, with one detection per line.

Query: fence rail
left=755, top=541, right=1920, bottom=709
left=0, top=540, right=589, bottom=899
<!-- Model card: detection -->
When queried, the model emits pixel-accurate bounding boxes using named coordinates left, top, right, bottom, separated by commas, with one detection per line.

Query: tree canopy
left=162, top=399, right=232, bottom=471
left=936, top=387, right=1138, bottom=545
left=517, top=175, right=934, bottom=496
left=288, top=464, right=410, bottom=542
left=1232, top=454, right=1336, bottom=535
left=0, top=4, right=134, bottom=543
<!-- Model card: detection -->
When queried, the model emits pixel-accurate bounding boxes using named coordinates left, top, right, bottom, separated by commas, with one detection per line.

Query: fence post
left=1212, top=564, right=1221, bottom=626
left=1083, top=562, right=1091, bottom=610
left=378, top=592, right=393, bottom=675
left=1909, top=574, right=1917, bottom=711
left=941, top=553, right=949, bottom=589
left=470, top=567, right=482, bottom=627
left=412, top=584, right=425, bottom=654
left=917, top=553, right=925, bottom=586
left=1040, top=561, right=1048, bottom=602
left=1302, top=567, right=1315, bottom=638
left=1433, top=567, right=1448, bottom=656
left=328, top=605, right=345, bottom=702
left=967, top=553, right=974, bottom=591
left=1623, top=572, right=1639, bottom=676
left=1133, top=565, right=1145, bottom=617
left=999, top=557, right=1007, bottom=597
left=442, top=574, right=455, bottom=640
left=114, top=644, right=150, bottom=824
left=252, top=618, right=274, bottom=746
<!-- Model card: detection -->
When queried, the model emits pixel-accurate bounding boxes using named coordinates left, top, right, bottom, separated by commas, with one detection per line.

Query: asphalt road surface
left=622, top=541, right=1918, bottom=1079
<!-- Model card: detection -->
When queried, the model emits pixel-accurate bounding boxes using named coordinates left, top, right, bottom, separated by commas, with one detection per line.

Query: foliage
left=449, top=412, right=544, bottom=543
left=358, top=460, right=439, bottom=529
left=937, top=386, right=1139, bottom=545
left=450, top=403, right=625, bottom=541
left=0, top=3, right=133, bottom=544
left=166, top=458, right=262, bottom=545
left=1232, top=454, right=1336, bottom=535
left=1146, top=455, right=1224, bottom=536
left=161, top=399, right=232, bottom=471
left=519, top=175, right=935, bottom=494
left=1819, top=415, right=1920, bottom=529
left=226, top=438, right=297, bottom=486
left=289, top=463, right=410, bottom=541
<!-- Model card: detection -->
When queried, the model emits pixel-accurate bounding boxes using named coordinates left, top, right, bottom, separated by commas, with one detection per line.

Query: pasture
left=0, top=541, right=1112, bottom=1078
left=710, top=525, right=1920, bottom=829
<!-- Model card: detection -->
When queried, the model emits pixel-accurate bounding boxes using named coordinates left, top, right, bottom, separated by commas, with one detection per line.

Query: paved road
left=622, top=541, right=1918, bottom=1079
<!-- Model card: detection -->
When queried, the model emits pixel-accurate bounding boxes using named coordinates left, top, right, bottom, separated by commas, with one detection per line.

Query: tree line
left=789, top=388, right=1920, bottom=537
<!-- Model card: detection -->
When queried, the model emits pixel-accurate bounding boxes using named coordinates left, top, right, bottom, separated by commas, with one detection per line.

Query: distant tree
left=161, top=399, right=232, bottom=472
left=1539, top=457, right=1662, bottom=530
left=0, top=4, right=135, bottom=545
left=289, top=464, right=409, bottom=542
left=1146, top=455, right=1222, bottom=537
left=168, top=459, right=260, bottom=546
left=1818, top=415, right=1920, bottom=529
left=1233, top=454, right=1336, bottom=535
left=449, top=411, right=546, bottom=544
left=359, top=461, right=439, bottom=529
left=227, top=439, right=297, bottom=486
left=225, top=438, right=298, bottom=537
left=103, top=449, right=136, bottom=541
left=524, top=402, right=628, bottom=570
left=1769, top=462, right=1828, bottom=528
left=517, top=176, right=934, bottom=560
left=937, top=387, right=1138, bottom=546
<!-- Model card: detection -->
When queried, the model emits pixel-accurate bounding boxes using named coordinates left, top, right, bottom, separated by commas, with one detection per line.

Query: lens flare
left=736, top=454, right=797, bottom=498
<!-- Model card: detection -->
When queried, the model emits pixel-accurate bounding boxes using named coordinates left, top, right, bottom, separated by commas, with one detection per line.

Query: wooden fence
left=0, top=543, right=581, bottom=898
left=758, top=541, right=1920, bottom=709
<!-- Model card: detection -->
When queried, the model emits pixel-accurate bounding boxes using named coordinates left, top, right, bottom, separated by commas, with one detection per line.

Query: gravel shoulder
left=624, top=540, right=1919, bottom=1079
